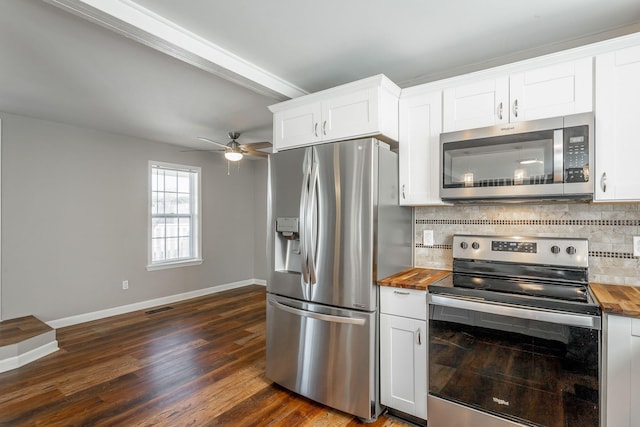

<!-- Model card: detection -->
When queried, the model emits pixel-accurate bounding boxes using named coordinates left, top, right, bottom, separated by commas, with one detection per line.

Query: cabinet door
left=380, top=314, right=427, bottom=419
left=273, top=102, right=322, bottom=151
left=322, top=88, right=378, bottom=141
left=605, top=314, right=640, bottom=427
left=509, top=57, right=593, bottom=122
left=399, top=91, right=444, bottom=205
left=632, top=319, right=640, bottom=427
left=595, top=45, right=640, bottom=201
left=443, top=77, right=509, bottom=132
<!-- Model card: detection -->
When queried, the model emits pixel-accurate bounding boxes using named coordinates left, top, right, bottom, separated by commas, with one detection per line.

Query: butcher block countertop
left=590, top=283, right=640, bottom=318
left=378, top=268, right=450, bottom=291
left=379, top=268, right=640, bottom=318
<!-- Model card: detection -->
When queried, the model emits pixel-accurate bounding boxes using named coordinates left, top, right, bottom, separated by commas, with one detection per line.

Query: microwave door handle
left=553, top=129, right=564, bottom=183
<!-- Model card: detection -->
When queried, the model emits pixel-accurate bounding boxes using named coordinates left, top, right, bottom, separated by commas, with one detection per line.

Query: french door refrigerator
left=266, top=138, right=412, bottom=421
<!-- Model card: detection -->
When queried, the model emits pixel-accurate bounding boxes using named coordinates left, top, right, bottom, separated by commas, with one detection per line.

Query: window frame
left=147, top=160, right=202, bottom=271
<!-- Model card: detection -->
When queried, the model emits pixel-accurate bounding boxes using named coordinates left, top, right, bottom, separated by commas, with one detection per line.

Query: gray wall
left=1, top=112, right=268, bottom=321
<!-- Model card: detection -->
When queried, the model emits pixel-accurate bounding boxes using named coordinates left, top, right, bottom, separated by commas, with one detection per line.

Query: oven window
left=442, top=130, right=555, bottom=188
left=429, top=305, right=599, bottom=427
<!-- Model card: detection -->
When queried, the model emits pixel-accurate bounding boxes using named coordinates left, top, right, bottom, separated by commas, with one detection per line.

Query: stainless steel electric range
left=428, top=235, right=601, bottom=427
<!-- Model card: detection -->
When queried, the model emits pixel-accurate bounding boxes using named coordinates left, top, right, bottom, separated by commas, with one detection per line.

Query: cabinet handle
left=393, top=290, right=410, bottom=295
left=322, top=120, right=327, bottom=136
left=416, top=328, right=422, bottom=345
left=402, top=184, right=406, bottom=199
left=512, top=99, right=519, bottom=118
left=601, top=172, right=607, bottom=192
left=314, top=122, right=318, bottom=137
left=497, top=101, right=503, bottom=120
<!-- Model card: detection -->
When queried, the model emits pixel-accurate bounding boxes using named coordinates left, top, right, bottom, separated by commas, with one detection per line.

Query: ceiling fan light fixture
left=224, top=150, right=243, bottom=161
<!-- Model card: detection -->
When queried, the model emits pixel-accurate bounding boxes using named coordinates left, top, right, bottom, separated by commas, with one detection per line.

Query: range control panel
left=453, top=234, right=589, bottom=268
left=492, top=240, right=537, bottom=253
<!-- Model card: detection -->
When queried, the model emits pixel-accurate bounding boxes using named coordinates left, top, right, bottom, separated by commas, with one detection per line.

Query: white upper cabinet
left=595, top=44, right=640, bottom=201
left=269, top=75, right=400, bottom=152
left=272, top=102, right=323, bottom=149
left=398, top=88, right=445, bottom=206
left=443, top=76, right=509, bottom=131
left=443, top=58, right=593, bottom=132
left=510, top=58, right=593, bottom=122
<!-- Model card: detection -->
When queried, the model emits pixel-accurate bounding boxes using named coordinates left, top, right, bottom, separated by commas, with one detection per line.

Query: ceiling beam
left=42, top=0, right=308, bottom=101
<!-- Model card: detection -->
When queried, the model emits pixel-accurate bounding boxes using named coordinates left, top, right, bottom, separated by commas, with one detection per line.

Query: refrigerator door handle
left=299, top=148, right=312, bottom=286
left=269, top=300, right=366, bottom=326
left=307, top=148, right=320, bottom=285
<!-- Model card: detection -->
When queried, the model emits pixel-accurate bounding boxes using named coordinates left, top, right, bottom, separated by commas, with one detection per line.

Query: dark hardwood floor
left=0, top=285, right=411, bottom=426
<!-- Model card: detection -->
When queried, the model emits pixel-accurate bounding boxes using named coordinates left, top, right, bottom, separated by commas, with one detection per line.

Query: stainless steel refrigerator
left=266, top=138, right=412, bottom=421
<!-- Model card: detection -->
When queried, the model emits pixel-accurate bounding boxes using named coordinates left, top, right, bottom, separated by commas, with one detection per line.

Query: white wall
left=1, top=112, right=267, bottom=321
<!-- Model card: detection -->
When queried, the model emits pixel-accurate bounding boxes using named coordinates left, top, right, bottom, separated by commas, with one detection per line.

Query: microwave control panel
left=564, top=125, right=589, bottom=183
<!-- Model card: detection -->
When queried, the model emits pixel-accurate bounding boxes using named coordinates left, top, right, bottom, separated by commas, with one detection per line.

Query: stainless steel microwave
left=440, top=112, right=594, bottom=202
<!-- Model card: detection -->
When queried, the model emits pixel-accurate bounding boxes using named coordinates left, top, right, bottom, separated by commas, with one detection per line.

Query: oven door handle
left=428, top=294, right=601, bottom=329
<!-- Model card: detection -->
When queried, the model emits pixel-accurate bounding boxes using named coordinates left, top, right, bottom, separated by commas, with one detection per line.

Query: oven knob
left=472, top=242, right=480, bottom=250
left=566, top=246, right=577, bottom=255
left=551, top=245, right=561, bottom=254
left=460, top=242, right=468, bottom=249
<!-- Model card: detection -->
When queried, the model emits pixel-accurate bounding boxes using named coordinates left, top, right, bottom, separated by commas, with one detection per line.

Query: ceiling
left=2, top=0, right=640, bottom=151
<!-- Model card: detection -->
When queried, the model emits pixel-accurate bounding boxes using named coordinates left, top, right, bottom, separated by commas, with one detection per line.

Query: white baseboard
left=48, top=279, right=266, bottom=329
left=0, top=341, right=59, bottom=374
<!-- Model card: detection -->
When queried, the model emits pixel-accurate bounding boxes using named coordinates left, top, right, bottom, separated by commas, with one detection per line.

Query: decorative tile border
left=416, top=219, right=640, bottom=226
left=415, top=244, right=452, bottom=249
left=589, top=251, right=636, bottom=259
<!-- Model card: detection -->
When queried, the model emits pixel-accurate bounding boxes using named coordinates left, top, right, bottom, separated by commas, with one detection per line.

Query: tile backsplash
left=414, top=203, right=640, bottom=286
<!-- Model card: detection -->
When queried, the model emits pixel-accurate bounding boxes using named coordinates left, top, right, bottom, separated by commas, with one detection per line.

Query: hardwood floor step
left=0, top=315, right=58, bottom=373
left=0, top=315, right=53, bottom=347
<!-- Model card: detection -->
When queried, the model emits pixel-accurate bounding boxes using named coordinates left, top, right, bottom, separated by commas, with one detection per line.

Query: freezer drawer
left=266, top=294, right=379, bottom=420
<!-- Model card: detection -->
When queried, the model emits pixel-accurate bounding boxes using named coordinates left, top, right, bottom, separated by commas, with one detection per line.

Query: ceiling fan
left=194, top=131, right=271, bottom=162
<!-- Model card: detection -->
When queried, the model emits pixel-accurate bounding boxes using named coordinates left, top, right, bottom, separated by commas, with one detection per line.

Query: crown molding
left=42, top=0, right=308, bottom=100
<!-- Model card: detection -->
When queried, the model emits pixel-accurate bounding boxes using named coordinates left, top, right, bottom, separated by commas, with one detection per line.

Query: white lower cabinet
left=604, top=314, right=640, bottom=427
left=380, top=287, right=427, bottom=420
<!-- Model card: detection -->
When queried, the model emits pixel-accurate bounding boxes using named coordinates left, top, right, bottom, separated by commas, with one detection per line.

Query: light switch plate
left=634, top=236, right=640, bottom=257
left=423, top=230, right=434, bottom=246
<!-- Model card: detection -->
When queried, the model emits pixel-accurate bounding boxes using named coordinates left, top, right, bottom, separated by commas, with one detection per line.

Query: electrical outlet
left=634, top=236, right=640, bottom=257
left=423, top=230, right=434, bottom=246
left=122, top=280, right=129, bottom=290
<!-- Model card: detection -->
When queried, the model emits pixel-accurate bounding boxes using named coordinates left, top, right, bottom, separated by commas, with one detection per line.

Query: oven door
left=428, top=294, right=600, bottom=427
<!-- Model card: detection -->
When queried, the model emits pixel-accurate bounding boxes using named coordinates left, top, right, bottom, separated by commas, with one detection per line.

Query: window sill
left=146, top=258, right=203, bottom=271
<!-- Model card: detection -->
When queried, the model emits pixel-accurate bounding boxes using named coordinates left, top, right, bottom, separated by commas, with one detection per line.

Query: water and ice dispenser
left=274, top=217, right=301, bottom=273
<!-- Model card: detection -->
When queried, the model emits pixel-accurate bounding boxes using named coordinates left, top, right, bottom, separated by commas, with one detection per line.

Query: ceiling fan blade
left=240, top=141, right=272, bottom=150
left=243, top=149, right=269, bottom=158
left=196, top=137, right=229, bottom=149
left=180, top=148, right=224, bottom=153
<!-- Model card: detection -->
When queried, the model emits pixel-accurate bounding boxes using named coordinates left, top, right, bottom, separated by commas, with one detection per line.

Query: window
left=147, top=161, right=202, bottom=270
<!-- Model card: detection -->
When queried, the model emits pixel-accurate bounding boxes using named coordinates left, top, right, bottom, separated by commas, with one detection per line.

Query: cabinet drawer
left=380, top=286, right=427, bottom=320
